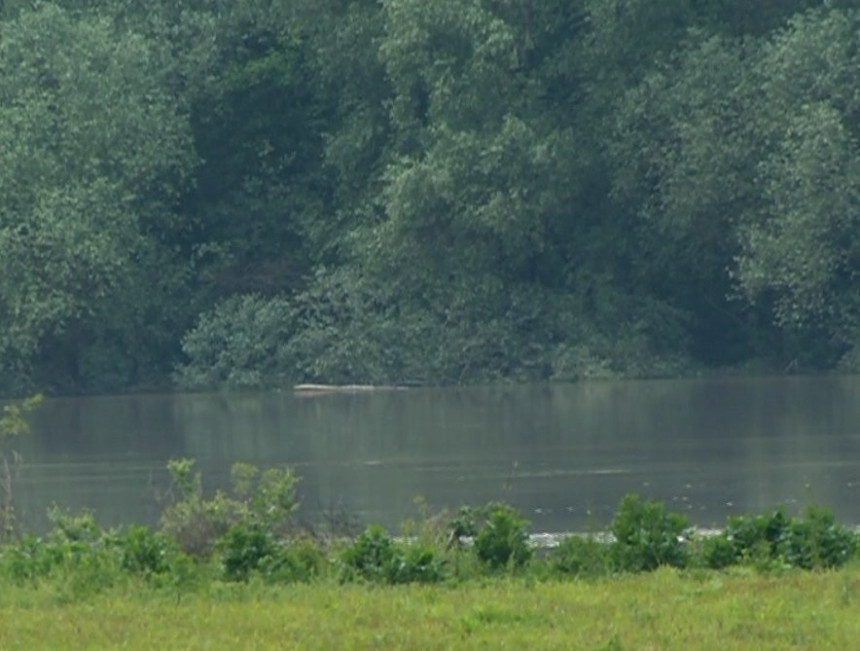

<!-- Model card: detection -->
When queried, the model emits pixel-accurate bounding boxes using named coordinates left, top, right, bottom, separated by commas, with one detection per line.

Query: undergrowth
left=0, top=460, right=856, bottom=599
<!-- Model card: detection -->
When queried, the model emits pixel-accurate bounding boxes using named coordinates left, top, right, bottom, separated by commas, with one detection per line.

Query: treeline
left=1, top=0, right=859, bottom=395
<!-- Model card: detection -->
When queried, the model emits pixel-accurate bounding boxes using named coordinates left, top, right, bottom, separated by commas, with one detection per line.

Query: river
left=12, top=376, right=860, bottom=534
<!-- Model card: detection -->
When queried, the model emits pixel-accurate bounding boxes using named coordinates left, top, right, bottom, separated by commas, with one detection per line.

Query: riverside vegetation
left=5, top=2, right=860, bottom=396
left=0, top=457, right=857, bottom=648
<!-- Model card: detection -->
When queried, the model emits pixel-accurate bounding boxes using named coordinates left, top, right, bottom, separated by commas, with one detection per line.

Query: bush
left=259, top=536, right=326, bottom=584
left=159, top=459, right=299, bottom=557
left=610, top=494, right=689, bottom=572
left=725, top=507, right=790, bottom=567
left=778, top=506, right=856, bottom=569
left=550, top=535, right=610, bottom=578
left=175, top=294, right=295, bottom=390
left=473, top=503, right=532, bottom=571
left=695, top=533, right=738, bottom=570
left=0, top=534, right=60, bottom=583
left=159, top=459, right=240, bottom=557
left=339, top=524, right=446, bottom=584
left=340, top=524, right=396, bottom=583
left=118, top=525, right=181, bottom=578
left=387, top=542, right=446, bottom=584
left=218, top=523, right=277, bottom=582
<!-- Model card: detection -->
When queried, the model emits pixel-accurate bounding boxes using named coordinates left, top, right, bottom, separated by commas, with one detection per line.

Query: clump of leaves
left=159, top=458, right=300, bottom=558
left=724, top=505, right=856, bottom=570
left=550, top=535, right=610, bottom=579
left=610, top=494, right=689, bottom=572
left=723, top=507, right=791, bottom=569
left=117, top=524, right=184, bottom=579
left=340, top=524, right=446, bottom=584
left=778, top=506, right=856, bottom=570
left=471, top=502, right=532, bottom=571
left=0, top=394, right=43, bottom=541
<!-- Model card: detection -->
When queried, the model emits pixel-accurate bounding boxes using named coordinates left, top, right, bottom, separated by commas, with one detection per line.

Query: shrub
left=550, top=535, right=610, bottom=578
left=473, top=502, right=532, bottom=571
left=118, top=525, right=182, bottom=579
left=259, top=536, right=326, bottom=584
left=0, top=534, right=60, bottom=583
left=696, top=533, right=738, bottom=570
left=387, top=542, right=446, bottom=584
left=159, top=460, right=239, bottom=557
left=175, top=294, right=295, bottom=390
left=777, top=506, right=856, bottom=569
left=340, top=524, right=447, bottom=585
left=447, top=506, right=478, bottom=545
left=218, top=523, right=277, bottom=582
left=340, top=524, right=396, bottom=583
left=248, top=467, right=300, bottom=532
left=159, top=459, right=299, bottom=557
left=725, top=507, right=790, bottom=567
left=610, top=494, right=689, bottom=572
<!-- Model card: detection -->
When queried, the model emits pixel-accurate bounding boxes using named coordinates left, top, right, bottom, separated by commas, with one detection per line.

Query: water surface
left=14, top=376, right=860, bottom=533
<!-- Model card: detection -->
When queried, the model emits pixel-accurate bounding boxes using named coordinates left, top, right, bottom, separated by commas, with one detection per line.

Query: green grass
left=1, top=565, right=858, bottom=649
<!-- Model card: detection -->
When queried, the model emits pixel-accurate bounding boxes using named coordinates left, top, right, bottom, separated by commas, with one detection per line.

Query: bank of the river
left=0, top=566, right=857, bottom=649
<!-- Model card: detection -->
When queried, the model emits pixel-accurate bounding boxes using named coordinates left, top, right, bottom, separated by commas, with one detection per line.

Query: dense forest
left=1, top=0, right=859, bottom=395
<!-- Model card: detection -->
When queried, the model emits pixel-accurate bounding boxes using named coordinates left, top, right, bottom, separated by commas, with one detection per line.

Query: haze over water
left=15, top=376, right=860, bottom=533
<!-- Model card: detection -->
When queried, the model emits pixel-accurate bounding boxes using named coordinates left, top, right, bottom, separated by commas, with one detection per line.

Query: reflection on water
left=13, top=376, right=860, bottom=533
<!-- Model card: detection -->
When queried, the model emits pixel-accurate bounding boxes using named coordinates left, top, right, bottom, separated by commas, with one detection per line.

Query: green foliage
left=695, top=533, right=739, bottom=570
left=724, top=507, right=789, bottom=566
left=473, top=502, right=532, bottom=571
left=0, top=3, right=196, bottom=393
left=117, top=525, right=182, bottom=579
left=258, top=536, right=326, bottom=584
left=0, top=534, right=61, bottom=583
left=550, top=535, right=611, bottom=579
left=778, top=506, right=856, bottom=570
left=159, top=459, right=245, bottom=556
left=387, top=541, right=446, bottom=585
left=218, top=523, right=277, bottom=582
left=3, top=1, right=860, bottom=391
left=0, top=473, right=857, bottom=600
left=610, top=494, right=690, bottom=572
left=0, top=394, right=43, bottom=439
left=725, top=505, right=856, bottom=570
left=159, top=458, right=299, bottom=559
left=175, top=294, right=295, bottom=389
left=340, top=524, right=397, bottom=583
left=340, top=524, right=446, bottom=585
left=0, top=394, right=43, bottom=540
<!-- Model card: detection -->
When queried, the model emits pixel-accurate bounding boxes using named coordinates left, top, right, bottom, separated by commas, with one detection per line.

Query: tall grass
left=0, top=566, right=858, bottom=649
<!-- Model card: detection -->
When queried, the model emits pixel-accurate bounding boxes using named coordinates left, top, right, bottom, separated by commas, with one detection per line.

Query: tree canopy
left=1, top=0, right=858, bottom=394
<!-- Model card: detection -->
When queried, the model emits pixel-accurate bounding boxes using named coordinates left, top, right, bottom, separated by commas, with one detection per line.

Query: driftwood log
left=293, top=384, right=406, bottom=394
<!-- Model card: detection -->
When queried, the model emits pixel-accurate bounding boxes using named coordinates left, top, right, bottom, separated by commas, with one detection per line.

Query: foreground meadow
left=0, top=449, right=855, bottom=649
left=1, top=566, right=858, bottom=650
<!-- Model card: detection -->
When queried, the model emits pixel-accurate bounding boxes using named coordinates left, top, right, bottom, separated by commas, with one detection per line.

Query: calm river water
left=12, top=376, right=860, bottom=533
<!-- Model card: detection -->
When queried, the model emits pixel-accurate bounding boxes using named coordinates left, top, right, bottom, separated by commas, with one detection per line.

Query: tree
left=735, top=8, right=860, bottom=363
left=0, top=4, right=196, bottom=392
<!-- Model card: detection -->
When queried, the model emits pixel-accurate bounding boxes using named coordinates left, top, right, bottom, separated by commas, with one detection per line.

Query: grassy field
left=1, top=566, right=857, bottom=650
